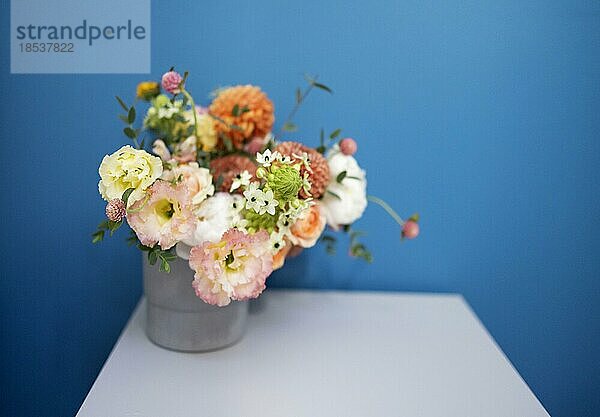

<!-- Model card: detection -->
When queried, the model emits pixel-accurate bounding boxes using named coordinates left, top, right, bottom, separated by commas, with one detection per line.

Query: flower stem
left=181, top=88, right=199, bottom=150
left=367, top=195, right=405, bottom=226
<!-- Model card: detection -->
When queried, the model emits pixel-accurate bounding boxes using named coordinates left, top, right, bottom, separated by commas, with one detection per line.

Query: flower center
left=154, top=199, right=179, bottom=226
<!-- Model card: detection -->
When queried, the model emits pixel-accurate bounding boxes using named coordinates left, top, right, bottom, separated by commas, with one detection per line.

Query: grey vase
left=142, top=256, right=249, bottom=352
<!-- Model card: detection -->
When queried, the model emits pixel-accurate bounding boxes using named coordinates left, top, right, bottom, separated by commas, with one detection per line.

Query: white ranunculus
left=176, top=193, right=236, bottom=259
left=320, top=147, right=367, bottom=229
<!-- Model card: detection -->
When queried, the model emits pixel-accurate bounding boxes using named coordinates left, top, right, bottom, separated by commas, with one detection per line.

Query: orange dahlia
left=210, top=155, right=258, bottom=193
left=275, top=141, right=330, bottom=199
left=209, top=85, right=274, bottom=149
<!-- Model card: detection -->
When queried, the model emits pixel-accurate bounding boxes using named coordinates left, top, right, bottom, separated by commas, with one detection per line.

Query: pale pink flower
left=127, top=181, right=195, bottom=250
left=173, top=136, right=197, bottom=163
left=339, top=137, right=357, bottom=155
left=189, top=229, right=273, bottom=306
left=161, top=70, right=183, bottom=94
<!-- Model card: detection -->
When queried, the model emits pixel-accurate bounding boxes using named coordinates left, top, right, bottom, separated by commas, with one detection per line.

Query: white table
left=77, top=290, right=550, bottom=417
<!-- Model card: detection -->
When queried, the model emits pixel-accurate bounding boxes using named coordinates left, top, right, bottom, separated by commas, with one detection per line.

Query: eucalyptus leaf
left=329, top=128, right=342, bottom=140
left=336, top=170, right=347, bottom=183
left=313, top=82, right=333, bottom=94
left=123, top=127, right=137, bottom=139
left=127, top=106, right=136, bottom=124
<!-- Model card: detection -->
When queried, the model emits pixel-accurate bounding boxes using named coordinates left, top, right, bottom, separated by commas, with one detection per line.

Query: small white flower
left=269, top=230, right=287, bottom=255
left=277, top=212, right=294, bottom=231
left=277, top=153, right=293, bottom=164
left=292, top=152, right=313, bottom=173
left=260, top=189, right=279, bottom=215
left=243, top=182, right=266, bottom=213
left=231, top=214, right=249, bottom=233
left=231, top=195, right=245, bottom=212
left=230, top=170, right=253, bottom=192
left=302, top=171, right=312, bottom=197
left=256, top=149, right=281, bottom=167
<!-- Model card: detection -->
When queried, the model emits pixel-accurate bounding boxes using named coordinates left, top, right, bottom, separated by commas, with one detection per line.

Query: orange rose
left=273, top=241, right=292, bottom=270
left=289, top=203, right=326, bottom=248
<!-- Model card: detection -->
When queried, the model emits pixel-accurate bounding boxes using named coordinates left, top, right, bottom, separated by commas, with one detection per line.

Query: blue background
left=1, top=0, right=598, bottom=416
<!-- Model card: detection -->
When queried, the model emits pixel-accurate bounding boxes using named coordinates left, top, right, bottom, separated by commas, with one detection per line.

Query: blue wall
left=1, top=1, right=599, bottom=416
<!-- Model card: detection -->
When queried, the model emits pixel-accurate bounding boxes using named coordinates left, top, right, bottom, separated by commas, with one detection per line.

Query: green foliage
left=348, top=229, right=373, bottom=263
left=121, top=188, right=135, bottom=206
left=92, top=220, right=123, bottom=243
left=321, top=235, right=337, bottom=255
left=138, top=243, right=178, bottom=273
left=336, top=170, right=347, bottom=184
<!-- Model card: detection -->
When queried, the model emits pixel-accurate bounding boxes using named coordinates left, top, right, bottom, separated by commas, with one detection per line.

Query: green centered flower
left=264, top=164, right=303, bottom=203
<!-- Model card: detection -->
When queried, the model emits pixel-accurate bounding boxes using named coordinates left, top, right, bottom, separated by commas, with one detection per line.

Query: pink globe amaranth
left=161, top=71, right=183, bottom=94
left=105, top=199, right=126, bottom=222
left=402, top=220, right=419, bottom=239
left=339, top=138, right=357, bottom=155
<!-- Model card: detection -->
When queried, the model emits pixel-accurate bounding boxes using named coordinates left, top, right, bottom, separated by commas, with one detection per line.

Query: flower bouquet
left=93, top=69, right=418, bottom=350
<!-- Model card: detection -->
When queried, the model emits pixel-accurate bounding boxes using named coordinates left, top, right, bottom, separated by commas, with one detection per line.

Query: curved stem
left=181, top=88, right=199, bottom=150
left=367, top=195, right=405, bottom=226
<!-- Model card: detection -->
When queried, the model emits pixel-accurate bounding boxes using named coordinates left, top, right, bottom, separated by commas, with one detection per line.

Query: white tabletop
left=77, top=290, right=549, bottom=417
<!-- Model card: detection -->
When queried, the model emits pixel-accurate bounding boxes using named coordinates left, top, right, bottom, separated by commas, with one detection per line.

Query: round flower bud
left=161, top=71, right=183, bottom=94
left=339, top=138, right=357, bottom=156
left=105, top=199, right=126, bottom=222
left=402, top=220, right=419, bottom=239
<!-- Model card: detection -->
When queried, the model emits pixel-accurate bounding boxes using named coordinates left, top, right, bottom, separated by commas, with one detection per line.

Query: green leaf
left=329, top=128, right=342, bottom=140
left=121, top=188, right=135, bottom=206
left=282, top=121, right=298, bottom=132
left=240, top=106, right=250, bottom=114
left=116, top=96, right=128, bottom=112
left=127, top=106, right=136, bottom=124
left=316, top=145, right=326, bottom=154
left=313, top=82, right=333, bottom=94
left=336, top=170, right=347, bottom=183
left=92, top=230, right=104, bottom=243
left=160, top=259, right=171, bottom=273
left=123, top=127, right=137, bottom=139
left=148, top=250, right=158, bottom=265
left=232, top=104, right=240, bottom=117
left=320, top=128, right=325, bottom=146
left=108, top=220, right=123, bottom=236
left=409, top=213, right=420, bottom=222
left=327, top=190, right=342, bottom=200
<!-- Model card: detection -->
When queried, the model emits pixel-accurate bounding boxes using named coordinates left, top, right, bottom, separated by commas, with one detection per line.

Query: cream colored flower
left=98, top=145, right=163, bottom=207
left=163, top=162, right=215, bottom=206
left=184, top=109, right=218, bottom=152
